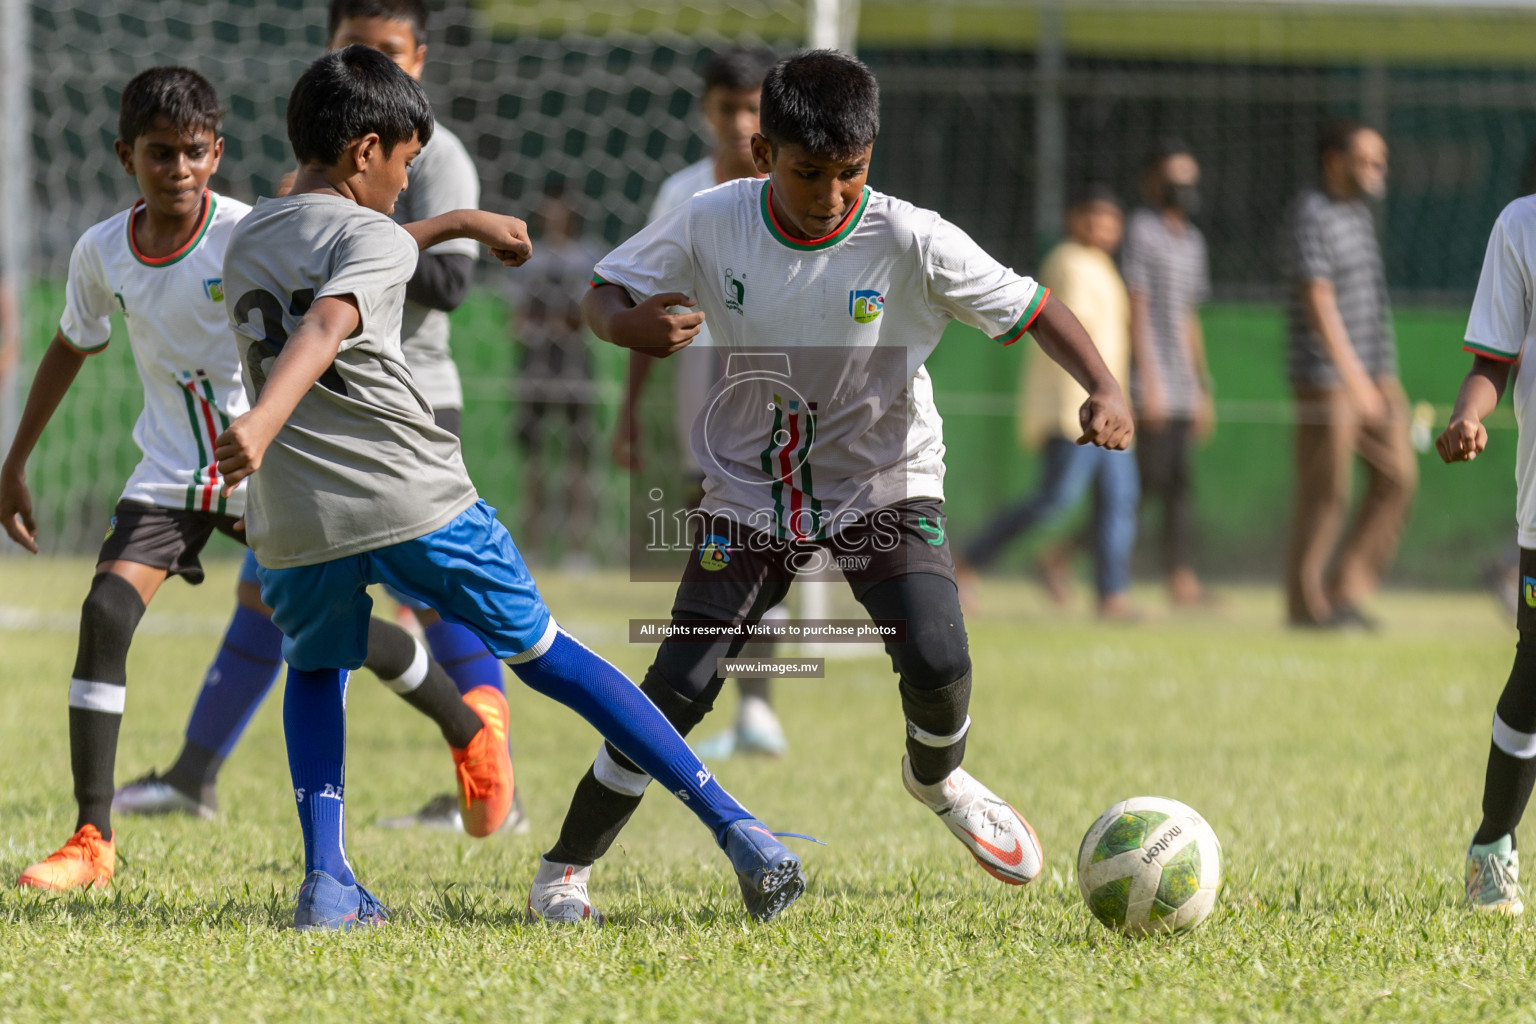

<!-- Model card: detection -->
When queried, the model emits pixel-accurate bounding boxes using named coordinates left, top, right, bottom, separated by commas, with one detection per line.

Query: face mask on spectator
left=1162, top=182, right=1201, bottom=217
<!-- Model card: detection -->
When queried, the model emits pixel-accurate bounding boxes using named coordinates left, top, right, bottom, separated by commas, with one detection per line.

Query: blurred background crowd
left=2, top=0, right=1534, bottom=626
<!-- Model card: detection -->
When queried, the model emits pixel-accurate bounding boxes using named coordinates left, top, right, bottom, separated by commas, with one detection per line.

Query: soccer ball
left=1076, top=797, right=1222, bottom=936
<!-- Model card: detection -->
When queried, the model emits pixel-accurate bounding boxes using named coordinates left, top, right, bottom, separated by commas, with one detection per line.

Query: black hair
left=1318, top=120, right=1374, bottom=167
left=118, top=66, right=223, bottom=145
left=1068, top=183, right=1121, bottom=211
left=759, top=49, right=879, bottom=160
left=287, top=45, right=434, bottom=166
left=327, top=0, right=428, bottom=46
left=701, top=46, right=776, bottom=95
left=1142, top=137, right=1193, bottom=174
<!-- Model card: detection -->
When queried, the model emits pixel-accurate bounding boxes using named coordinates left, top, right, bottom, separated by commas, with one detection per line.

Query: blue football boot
left=292, top=870, right=389, bottom=931
left=722, top=819, right=808, bottom=923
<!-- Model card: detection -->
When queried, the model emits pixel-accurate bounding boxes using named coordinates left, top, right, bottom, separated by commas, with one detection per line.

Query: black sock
left=546, top=666, right=721, bottom=865
left=365, top=617, right=484, bottom=749
left=70, top=573, right=146, bottom=840
left=161, top=742, right=224, bottom=808
left=1474, top=634, right=1536, bottom=846
left=546, top=763, right=645, bottom=866
left=71, top=706, right=122, bottom=839
left=1475, top=741, right=1536, bottom=846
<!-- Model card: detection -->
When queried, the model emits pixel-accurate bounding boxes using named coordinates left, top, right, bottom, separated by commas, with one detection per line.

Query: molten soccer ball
left=1076, top=797, right=1222, bottom=936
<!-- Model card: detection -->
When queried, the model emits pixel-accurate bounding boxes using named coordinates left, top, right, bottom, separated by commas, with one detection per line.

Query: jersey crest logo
left=850, top=289, right=884, bottom=323
left=723, top=268, right=745, bottom=314
left=1525, top=576, right=1536, bottom=609
left=204, top=278, right=224, bottom=303
left=700, top=534, right=732, bottom=571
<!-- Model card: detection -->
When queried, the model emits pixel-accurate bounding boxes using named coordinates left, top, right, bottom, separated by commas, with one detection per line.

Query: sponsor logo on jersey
left=1524, top=575, right=1536, bottom=608
left=700, top=534, right=732, bottom=571
left=724, top=268, right=745, bottom=314
left=204, top=278, right=224, bottom=303
left=849, top=288, right=884, bottom=323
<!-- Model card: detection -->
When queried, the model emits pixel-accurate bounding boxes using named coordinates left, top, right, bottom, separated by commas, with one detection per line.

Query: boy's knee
left=74, top=573, right=147, bottom=684
left=236, top=579, right=271, bottom=613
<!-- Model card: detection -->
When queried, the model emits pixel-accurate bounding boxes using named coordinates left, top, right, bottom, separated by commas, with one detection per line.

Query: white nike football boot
left=526, top=856, right=605, bottom=925
left=901, top=756, right=1043, bottom=885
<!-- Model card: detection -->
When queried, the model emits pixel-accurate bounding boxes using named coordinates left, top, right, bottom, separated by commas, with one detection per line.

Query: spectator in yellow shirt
left=961, top=186, right=1138, bottom=619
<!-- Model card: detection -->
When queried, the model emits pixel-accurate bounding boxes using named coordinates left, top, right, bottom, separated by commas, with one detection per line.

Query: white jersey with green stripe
left=59, top=190, right=252, bottom=516
left=593, top=178, right=1047, bottom=539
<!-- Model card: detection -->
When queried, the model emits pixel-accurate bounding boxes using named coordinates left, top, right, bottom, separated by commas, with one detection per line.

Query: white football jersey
left=1465, top=195, right=1536, bottom=547
left=648, top=158, right=730, bottom=470
left=59, top=190, right=252, bottom=516
left=595, top=178, right=1047, bottom=539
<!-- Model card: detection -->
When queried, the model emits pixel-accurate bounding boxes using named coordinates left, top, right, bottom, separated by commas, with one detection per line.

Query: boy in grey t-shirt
left=218, top=47, right=807, bottom=931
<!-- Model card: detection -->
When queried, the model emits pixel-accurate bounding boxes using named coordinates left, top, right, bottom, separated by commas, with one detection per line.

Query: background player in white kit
left=526, top=50, right=1133, bottom=922
left=116, top=0, right=530, bottom=835
left=1437, top=193, right=1536, bottom=914
left=611, top=45, right=792, bottom=761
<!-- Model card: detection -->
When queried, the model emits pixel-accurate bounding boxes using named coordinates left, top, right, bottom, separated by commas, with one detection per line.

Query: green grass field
left=1, top=556, right=1533, bottom=1022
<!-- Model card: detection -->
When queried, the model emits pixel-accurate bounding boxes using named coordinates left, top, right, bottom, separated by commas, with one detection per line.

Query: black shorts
left=97, top=500, right=245, bottom=585
left=671, top=497, right=955, bottom=622
left=1520, top=548, right=1536, bottom=633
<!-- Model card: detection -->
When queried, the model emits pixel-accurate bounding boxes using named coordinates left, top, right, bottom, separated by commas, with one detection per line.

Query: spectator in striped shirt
left=1283, top=121, right=1416, bottom=629
left=1124, top=139, right=1214, bottom=606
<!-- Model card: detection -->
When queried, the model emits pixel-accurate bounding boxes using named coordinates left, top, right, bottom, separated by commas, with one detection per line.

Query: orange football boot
left=453, top=686, right=515, bottom=837
left=17, top=825, right=116, bottom=890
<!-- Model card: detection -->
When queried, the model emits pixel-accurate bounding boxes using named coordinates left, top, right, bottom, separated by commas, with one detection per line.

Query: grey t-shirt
left=392, top=125, right=481, bottom=410
left=1283, top=187, right=1395, bottom=388
left=1121, top=207, right=1211, bottom=417
left=225, top=193, right=479, bottom=569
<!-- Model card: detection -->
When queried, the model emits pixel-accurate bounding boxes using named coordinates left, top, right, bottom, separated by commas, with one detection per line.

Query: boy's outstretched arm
left=582, top=283, right=704, bottom=358
left=0, top=335, right=88, bottom=552
left=214, top=296, right=360, bottom=496
left=403, top=210, right=532, bottom=267
left=1029, top=295, right=1135, bottom=450
left=1436, top=354, right=1513, bottom=464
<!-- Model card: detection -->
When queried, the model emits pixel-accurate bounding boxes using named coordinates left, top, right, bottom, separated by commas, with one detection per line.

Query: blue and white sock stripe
left=907, top=715, right=971, bottom=748
left=376, top=639, right=430, bottom=694
left=593, top=742, right=652, bottom=797
left=1493, top=713, right=1536, bottom=758
left=504, top=619, right=560, bottom=666
left=69, top=678, right=125, bottom=714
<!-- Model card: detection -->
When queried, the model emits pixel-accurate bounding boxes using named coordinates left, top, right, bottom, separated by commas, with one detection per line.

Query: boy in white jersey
left=216, top=47, right=807, bottom=929
left=119, top=0, right=529, bottom=838
left=1437, top=195, right=1536, bottom=914
left=612, top=46, right=791, bottom=761
left=527, top=50, right=1132, bottom=922
left=1, top=67, right=510, bottom=892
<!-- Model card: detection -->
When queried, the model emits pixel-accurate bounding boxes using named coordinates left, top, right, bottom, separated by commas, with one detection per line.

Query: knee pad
left=73, top=573, right=146, bottom=685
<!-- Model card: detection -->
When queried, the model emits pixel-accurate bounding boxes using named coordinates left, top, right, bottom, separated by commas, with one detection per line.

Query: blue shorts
left=247, top=544, right=429, bottom=613
left=255, top=501, right=554, bottom=672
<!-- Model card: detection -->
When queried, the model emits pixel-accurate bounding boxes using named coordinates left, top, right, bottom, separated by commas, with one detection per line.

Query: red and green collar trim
left=127, top=190, right=216, bottom=268
left=994, top=287, right=1051, bottom=346
left=760, top=182, right=869, bottom=252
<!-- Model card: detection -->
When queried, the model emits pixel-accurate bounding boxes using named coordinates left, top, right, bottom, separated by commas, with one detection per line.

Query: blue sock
left=424, top=619, right=504, bottom=696
left=185, top=604, right=284, bottom=757
left=509, top=629, right=750, bottom=845
left=283, top=667, right=353, bottom=886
